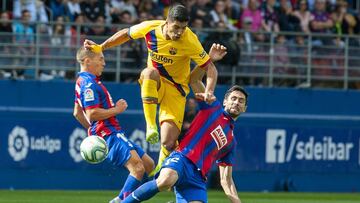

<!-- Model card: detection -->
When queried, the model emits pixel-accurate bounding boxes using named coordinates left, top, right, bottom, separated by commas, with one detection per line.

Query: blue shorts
left=104, top=132, right=145, bottom=167
left=161, top=151, right=207, bottom=203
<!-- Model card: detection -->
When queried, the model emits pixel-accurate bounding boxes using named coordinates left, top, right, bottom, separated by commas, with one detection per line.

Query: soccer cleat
left=109, top=196, right=121, bottom=203
left=146, top=126, right=159, bottom=144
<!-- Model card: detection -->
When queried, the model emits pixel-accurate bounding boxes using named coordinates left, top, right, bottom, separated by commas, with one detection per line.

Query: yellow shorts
left=158, top=77, right=188, bottom=130
left=139, top=77, right=188, bottom=130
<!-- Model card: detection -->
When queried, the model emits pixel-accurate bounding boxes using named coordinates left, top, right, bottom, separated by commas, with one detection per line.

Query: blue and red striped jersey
left=74, top=72, right=121, bottom=137
left=178, top=100, right=236, bottom=178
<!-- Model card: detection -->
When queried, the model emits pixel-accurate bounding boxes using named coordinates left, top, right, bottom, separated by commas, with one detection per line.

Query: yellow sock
left=149, top=145, right=171, bottom=177
left=158, top=145, right=171, bottom=164
left=141, top=79, right=158, bottom=129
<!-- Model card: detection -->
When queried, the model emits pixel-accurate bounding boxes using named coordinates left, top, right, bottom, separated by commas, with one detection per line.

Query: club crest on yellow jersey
left=169, top=47, right=177, bottom=55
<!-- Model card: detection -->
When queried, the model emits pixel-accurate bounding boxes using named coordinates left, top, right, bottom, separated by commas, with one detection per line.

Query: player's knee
left=141, top=68, right=160, bottom=80
left=161, top=140, right=176, bottom=151
left=156, top=173, right=176, bottom=191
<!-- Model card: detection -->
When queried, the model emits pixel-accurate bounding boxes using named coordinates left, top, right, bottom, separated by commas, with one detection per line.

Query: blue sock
left=122, top=180, right=159, bottom=203
left=119, top=175, right=142, bottom=200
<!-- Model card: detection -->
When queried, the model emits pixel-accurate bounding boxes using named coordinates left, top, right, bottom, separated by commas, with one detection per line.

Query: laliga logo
left=8, top=126, right=30, bottom=161
left=8, top=126, right=62, bottom=162
left=69, top=128, right=87, bottom=162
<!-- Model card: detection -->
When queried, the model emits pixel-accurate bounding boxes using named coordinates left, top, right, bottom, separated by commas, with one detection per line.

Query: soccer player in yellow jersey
left=84, top=4, right=221, bottom=175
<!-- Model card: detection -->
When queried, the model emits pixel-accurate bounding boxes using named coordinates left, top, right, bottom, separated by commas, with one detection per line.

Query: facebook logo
left=266, top=129, right=286, bottom=163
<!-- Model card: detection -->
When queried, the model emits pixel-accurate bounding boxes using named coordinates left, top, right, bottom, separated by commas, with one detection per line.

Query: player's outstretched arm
left=190, top=43, right=226, bottom=102
left=73, top=102, right=90, bottom=129
left=84, top=28, right=131, bottom=53
left=219, top=165, right=242, bottom=203
left=85, top=99, right=128, bottom=122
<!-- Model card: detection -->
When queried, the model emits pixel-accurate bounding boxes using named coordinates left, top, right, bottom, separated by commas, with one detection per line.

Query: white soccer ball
left=80, top=136, right=109, bottom=164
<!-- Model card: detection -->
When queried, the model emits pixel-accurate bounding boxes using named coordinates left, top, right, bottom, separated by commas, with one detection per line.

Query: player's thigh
left=159, top=81, right=186, bottom=130
left=141, top=153, right=155, bottom=174
left=189, top=201, right=203, bottom=203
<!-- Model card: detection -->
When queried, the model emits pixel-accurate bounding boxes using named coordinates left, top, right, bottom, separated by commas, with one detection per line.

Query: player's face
left=165, top=20, right=188, bottom=41
left=88, top=52, right=105, bottom=76
left=223, top=91, right=247, bottom=118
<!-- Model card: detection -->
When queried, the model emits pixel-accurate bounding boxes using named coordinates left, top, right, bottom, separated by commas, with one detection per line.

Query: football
left=80, top=136, right=108, bottom=164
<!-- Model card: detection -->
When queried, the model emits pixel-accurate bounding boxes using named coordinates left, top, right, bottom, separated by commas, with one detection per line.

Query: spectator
left=112, top=0, right=138, bottom=23
left=138, top=0, right=163, bottom=20
left=209, top=0, right=237, bottom=30
left=48, top=16, right=71, bottom=79
left=238, top=0, right=266, bottom=42
left=310, top=0, right=333, bottom=34
left=190, top=0, right=212, bottom=27
left=137, top=11, right=151, bottom=22
left=293, top=0, right=311, bottom=33
left=223, top=0, right=241, bottom=22
left=70, top=13, right=87, bottom=45
left=50, top=0, right=67, bottom=21
left=331, top=0, right=357, bottom=36
left=65, top=0, right=82, bottom=22
left=13, top=0, right=49, bottom=23
left=0, top=11, right=13, bottom=78
left=190, top=17, right=208, bottom=42
left=310, top=0, right=334, bottom=46
left=13, top=9, right=35, bottom=79
left=278, top=0, right=300, bottom=32
left=80, top=0, right=105, bottom=22
left=86, top=15, right=111, bottom=36
left=274, top=35, right=292, bottom=85
left=261, top=0, right=280, bottom=33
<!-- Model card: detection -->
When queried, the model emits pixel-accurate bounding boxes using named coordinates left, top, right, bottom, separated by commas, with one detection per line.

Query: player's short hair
left=76, top=47, right=97, bottom=64
left=167, top=4, right=189, bottom=22
left=224, top=85, right=249, bottom=104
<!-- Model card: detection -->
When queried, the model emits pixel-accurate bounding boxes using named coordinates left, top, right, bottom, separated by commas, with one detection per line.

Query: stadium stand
left=0, top=0, right=359, bottom=90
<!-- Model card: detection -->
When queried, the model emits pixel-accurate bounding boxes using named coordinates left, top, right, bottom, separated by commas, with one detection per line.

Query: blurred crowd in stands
left=0, top=0, right=359, bottom=89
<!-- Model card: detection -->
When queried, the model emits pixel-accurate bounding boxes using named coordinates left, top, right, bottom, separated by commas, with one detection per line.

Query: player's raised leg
left=140, top=68, right=161, bottom=144
left=122, top=168, right=179, bottom=203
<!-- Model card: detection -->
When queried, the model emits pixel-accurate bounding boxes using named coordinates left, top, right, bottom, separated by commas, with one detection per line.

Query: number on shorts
left=164, top=157, right=180, bottom=166
left=117, top=133, right=133, bottom=147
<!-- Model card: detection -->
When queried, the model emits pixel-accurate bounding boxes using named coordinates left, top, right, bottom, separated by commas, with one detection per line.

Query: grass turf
left=0, top=190, right=359, bottom=203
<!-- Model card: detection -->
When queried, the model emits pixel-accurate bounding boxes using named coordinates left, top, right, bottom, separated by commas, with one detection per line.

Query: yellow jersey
left=128, top=20, right=211, bottom=96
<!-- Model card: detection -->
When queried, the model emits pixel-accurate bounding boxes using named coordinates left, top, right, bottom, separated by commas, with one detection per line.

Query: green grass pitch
left=0, top=190, right=359, bottom=203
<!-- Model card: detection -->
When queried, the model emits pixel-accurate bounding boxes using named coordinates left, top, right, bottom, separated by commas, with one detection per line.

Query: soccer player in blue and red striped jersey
left=73, top=47, right=154, bottom=203
left=122, top=45, right=246, bottom=203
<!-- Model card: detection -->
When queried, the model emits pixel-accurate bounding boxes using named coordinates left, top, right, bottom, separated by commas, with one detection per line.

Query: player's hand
left=195, top=92, right=216, bottom=104
left=84, top=39, right=103, bottom=53
left=209, top=43, right=227, bottom=62
left=115, top=99, right=128, bottom=113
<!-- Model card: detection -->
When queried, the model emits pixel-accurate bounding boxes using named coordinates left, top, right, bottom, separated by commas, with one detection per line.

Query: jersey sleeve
left=128, top=21, right=156, bottom=39
left=216, top=147, right=235, bottom=166
left=79, top=83, right=100, bottom=110
left=186, top=30, right=211, bottom=69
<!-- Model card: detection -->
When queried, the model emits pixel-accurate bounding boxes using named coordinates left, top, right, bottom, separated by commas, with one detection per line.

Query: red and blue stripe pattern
left=145, top=30, right=186, bottom=96
left=178, top=101, right=236, bottom=178
left=76, top=72, right=121, bottom=138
